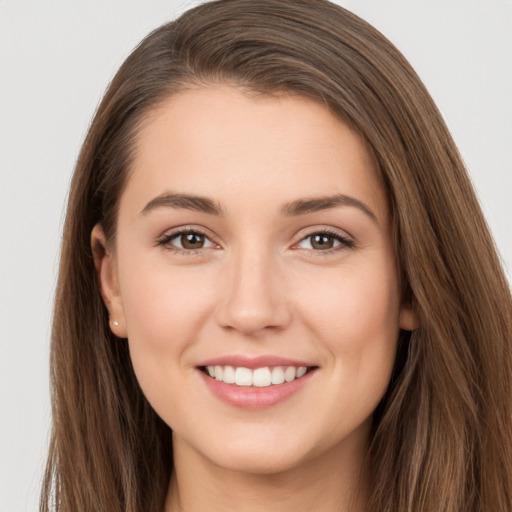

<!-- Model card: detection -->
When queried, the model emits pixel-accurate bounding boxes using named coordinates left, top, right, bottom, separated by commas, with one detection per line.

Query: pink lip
left=196, top=355, right=315, bottom=369
left=198, top=359, right=316, bottom=410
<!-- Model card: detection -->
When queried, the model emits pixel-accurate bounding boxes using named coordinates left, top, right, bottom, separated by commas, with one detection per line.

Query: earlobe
left=91, top=224, right=128, bottom=338
left=399, top=302, right=420, bottom=332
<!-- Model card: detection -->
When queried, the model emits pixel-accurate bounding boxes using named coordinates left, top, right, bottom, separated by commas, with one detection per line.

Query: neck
left=164, top=431, right=370, bottom=512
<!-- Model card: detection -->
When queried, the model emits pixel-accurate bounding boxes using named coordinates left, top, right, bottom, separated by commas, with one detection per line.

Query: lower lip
left=198, top=369, right=316, bottom=410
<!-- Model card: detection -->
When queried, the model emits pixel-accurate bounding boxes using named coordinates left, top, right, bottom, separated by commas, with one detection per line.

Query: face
left=94, top=86, right=418, bottom=475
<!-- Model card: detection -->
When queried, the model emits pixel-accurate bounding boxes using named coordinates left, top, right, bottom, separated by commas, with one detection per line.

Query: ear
left=91, top=224, right=127, bottom=338
left=399, top=300, right=420, bottom=332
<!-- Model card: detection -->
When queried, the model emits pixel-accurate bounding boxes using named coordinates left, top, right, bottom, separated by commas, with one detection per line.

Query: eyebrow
left=280, top=194, right=378, bottom=224
left=140, top=191, right=377, bottom=224
left=141, top=192, right=225, bottom=216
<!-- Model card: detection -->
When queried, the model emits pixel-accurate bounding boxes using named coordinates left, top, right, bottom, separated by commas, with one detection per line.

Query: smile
left=197, top=357, right=318, bottom=409
left=203, top=365, right=311, bottom=387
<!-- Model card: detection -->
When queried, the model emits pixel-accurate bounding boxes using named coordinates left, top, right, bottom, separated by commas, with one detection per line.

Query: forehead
left=123, top=85, right=387, bottom=221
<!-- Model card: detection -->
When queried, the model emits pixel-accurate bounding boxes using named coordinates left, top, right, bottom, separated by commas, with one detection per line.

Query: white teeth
left=253, top=367, right=272, bottom=387
left=235, top=367, right=253, bottom=386
left=223, top=365, right=236, bottom=384
left=284, top=366, right=296, bottom=382
left=296, top=366, right=307, bottom=378
left=205, top=365, right=311, bottom=386
left=271, top=366, right=285, bottom=385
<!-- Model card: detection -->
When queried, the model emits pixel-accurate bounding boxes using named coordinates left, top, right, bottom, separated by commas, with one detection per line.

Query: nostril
left=216, top=302, right=292, bottom=336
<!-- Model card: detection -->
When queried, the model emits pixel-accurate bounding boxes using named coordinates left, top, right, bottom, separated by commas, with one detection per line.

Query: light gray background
left=1, top=1, right=511, bottom=510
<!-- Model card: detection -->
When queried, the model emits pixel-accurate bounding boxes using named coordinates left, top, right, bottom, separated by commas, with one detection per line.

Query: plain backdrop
left=0, top=1, right=511, bottom=510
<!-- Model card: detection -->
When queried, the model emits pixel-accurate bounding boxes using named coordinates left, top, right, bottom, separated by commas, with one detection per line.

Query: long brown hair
left=41, top=1, right=512, bottom=510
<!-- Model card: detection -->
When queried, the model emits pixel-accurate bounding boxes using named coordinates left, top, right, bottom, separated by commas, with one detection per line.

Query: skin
left=92, top=86, right=418, bottom=512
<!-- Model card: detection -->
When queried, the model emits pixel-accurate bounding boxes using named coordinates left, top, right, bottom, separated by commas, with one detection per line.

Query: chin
left=187, top=424, right=330, bottom=476
left=208, top=445, right=310, bottom=476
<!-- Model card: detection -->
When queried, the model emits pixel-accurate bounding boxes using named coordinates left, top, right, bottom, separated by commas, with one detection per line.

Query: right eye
left=158, top=230, right=216, bottom=253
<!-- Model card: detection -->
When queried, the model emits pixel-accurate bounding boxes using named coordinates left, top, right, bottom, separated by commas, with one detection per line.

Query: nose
left=215, top=247, right=292, bottom=336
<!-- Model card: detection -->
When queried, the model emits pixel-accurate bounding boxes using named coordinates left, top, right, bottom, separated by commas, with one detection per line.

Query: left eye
left=165, top=231, right=215, bottom=250
left=296, top=232, right=350, bottom=251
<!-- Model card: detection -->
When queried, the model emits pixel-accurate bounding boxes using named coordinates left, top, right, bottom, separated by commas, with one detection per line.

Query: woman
left=41, top=0, right=512, bottom=511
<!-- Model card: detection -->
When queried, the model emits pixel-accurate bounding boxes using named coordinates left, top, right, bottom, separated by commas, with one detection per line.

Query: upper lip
left=196, top=355, right=317, bottom=369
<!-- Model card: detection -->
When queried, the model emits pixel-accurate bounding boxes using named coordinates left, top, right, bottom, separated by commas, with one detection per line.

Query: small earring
left=111, top=320, right=119, bottom=327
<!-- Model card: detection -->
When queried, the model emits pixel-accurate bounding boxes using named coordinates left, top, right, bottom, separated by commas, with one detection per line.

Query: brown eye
left=310, top=234, right=335, bottom=250
left=296, top=231, right=354, bottom=252
left=160, top=230, right=215, bottom=252
left=181, top=232, right=206, bottom=249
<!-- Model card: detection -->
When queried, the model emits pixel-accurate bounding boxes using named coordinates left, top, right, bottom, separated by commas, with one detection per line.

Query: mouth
left=196, top=357, right=318, bottom=409
left=199, top=364, right=317, bottom=387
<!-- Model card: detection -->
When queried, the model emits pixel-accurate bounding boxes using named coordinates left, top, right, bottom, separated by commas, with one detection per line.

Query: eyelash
left=156, top=227, right=355, bottom=256
left=294, top=229, right=355, bottom=255
left=156, top=227, right=218, bottom=256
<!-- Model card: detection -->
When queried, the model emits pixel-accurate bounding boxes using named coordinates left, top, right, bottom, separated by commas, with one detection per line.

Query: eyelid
left=155, top=224, right=355, bottom=255
left=156, top=225, right=221, bottom=252
left=291, top=226, right=356, bottom=253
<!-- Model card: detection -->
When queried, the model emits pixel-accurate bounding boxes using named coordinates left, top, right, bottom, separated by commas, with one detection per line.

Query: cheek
left=301, top=257, right=400, bottom=334
left=296, top=257, right=401, bottom=393
left=117, top=254, right=216, bottom=393
left=120, top=253, right=215, bottom=337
